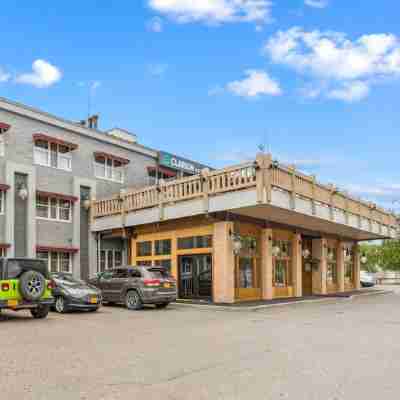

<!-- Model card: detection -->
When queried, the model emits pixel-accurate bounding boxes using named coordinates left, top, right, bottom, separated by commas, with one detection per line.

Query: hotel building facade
left=0, top=97, right=397, bottom=303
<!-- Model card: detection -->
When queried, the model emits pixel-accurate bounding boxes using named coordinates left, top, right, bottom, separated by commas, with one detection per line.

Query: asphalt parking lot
left=2, top=289, right=400, bottom=400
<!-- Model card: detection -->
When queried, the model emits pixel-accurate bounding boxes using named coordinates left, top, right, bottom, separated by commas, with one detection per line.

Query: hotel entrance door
left=178, top=254, right=212, bottom=299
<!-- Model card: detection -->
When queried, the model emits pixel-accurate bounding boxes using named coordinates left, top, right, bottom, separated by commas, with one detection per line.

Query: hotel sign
left=159, top=151, right=206, bottom=175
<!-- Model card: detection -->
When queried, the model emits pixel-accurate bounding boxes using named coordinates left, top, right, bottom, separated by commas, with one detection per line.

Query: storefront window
left=327, top=246, right=337, bottom=283
left=345, top=248, right=354, bottom=282
left=239, top=257, right=254, bottom=288
left=273, top=240, right=292, bottom=287
left=177, top=235, right=212, bottom=250
left=154, top=259, right=172, bottom=272
left=155, top=239, right=171, bottom=255
left=137, top=241, right=152, bottom=257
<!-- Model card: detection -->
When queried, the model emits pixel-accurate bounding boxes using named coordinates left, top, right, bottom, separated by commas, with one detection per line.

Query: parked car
left=51, top=272, right=102, bottom=313
left=360, top=271, right=376, bottom=287
left=89, top=266, right=177, bottom=310
left=0, top=258, right=54, bottom=318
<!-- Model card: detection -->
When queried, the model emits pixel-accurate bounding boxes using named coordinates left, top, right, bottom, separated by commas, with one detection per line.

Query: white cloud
left=263, top=28, right=400, bottom=101
left=227, top=70, right=282, bottom=98
left=147, top=16, right=164, bottom=32
left=148, top=0, right=273, bottom=25
left=304, top=0, right=329, bottom=8
left=16, top=59, right=62, bottom=88
left=0, top=68, right=10, bottom=83
left=327, top=81, right=370, bottom=102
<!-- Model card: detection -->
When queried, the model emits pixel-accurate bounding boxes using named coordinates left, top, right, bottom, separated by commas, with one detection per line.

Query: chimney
left=88, top=114, right=99, bottom=129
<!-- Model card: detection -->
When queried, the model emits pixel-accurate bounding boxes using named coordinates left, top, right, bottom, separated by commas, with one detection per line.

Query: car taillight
left=47, top=280, right=55, bottom=290
left=1, top=282, right=10, bottom=291
left=143, top=279, right=161, bottom=287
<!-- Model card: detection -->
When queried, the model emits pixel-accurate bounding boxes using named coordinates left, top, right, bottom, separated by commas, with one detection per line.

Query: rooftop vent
left=106, top=128, right=137, bottom=144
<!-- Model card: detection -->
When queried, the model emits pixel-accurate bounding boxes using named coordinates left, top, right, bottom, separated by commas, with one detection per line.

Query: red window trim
left=36, top=190, right=78, bottom=203
left=36, top=245, right=79, bottom=254
left=0, top=243, right=11, bottom=249
left=0, top=122, right=11, bottom=132
left=33, top=133, right=78, bottom=151
left=0, top=184, right=10, bottom=191
left=94, top=151, right=130, bottom=165
left=147, top=166, right=176, bottom=178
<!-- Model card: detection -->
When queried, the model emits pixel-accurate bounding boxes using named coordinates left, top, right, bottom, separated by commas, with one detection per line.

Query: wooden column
left=312, top=238, right=327, bottom=295
left=354, top=243, right=361, bottom=290
left=337, top=241, right=345, bottom=292
left=213, top=221, right=235, bottom=303
left=292, top=233, right=302, bottom=297
left=261, top=228, right=273, bottom=300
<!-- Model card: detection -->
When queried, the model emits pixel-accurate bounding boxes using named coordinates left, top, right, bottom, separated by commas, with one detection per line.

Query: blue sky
left=1, top=1, right=400, bottom=209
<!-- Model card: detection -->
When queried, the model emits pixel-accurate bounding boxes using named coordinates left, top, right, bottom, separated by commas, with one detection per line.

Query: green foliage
left=360, top=240, right=400, bottom=271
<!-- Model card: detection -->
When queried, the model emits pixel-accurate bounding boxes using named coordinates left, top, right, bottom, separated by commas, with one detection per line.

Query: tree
left=360, top=240, right=400, bottom=271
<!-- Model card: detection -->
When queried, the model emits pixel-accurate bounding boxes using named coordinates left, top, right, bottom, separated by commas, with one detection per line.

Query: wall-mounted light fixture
left=361, top=253, right=368, bottom=265
left=229, top=230, right=242, bottom=255
left=81, top=195, right=91, bottom=211
left=302, top=248, right=311, bottom=259
left=18, top=184, right=28, bottom=201
left=272, top=245, right=281, bottom=257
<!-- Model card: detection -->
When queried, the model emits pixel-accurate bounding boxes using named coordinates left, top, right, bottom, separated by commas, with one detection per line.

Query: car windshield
left=146, top=268, right=172, bottom=279
left=53, top=273, right=85, bottom=285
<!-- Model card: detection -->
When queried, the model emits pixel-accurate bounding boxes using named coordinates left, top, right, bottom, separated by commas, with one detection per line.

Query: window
left=137, top=241, right=152, bottom=257
left=273, top=240, right=292, bottom=287
left=177, top=235, right=212, bottom=250
left=36, top=195, right=72, bottom=222
left=327, top=247, right=337, bottom=283
left=94, top=155, right=124, bottom=183
left=239, top=257, right=254, bottom=288
left=34, top=140, right=72, bottom=171
left=137, top=260, right=152, bottom=266
left=37, top=251, right=72, bottom=273
left=345, top=249, right=354, bottom=281
left=155, top=239, right=171, bottom=256
left=0, top=190, right=5, bottom=214
left=99, top=249, right=123, bottom=272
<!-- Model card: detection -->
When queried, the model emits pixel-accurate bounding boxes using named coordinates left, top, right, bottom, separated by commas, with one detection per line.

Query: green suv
left=0, top=258, right=54, bottom=319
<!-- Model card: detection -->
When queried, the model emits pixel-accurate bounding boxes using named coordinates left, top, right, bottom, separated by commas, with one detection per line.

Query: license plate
left=164, top=283, right=171, bottom=289
left=90, top=297, right=98, bottom=304
left=7, top=299, right=18, bottom=307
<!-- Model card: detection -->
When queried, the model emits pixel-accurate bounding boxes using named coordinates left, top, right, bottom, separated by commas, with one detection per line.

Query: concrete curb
left=172, top=290, right=392, bottom=312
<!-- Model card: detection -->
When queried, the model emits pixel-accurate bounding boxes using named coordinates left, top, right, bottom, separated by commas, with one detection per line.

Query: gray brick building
left=0, top=97, right=207, bottom=279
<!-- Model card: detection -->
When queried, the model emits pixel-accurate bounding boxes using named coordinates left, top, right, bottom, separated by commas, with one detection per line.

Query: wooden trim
left=33, top=133, right=78, bottom=150
left=36, top=245, right=79, bottom=254
left=0, top=243, right=11, bottom=249
left=0, top=184, right=10, bottom=191
left=0, top=122, right=11, bottom=132
left=36, top=190, right=78, bottom=203
left=147, top=166, right=176, bottom=178
left=94, top=151, right=130, bottom=165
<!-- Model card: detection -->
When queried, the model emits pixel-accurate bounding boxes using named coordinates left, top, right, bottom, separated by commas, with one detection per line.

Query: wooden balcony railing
left=92, top=154, right=398, bottom=229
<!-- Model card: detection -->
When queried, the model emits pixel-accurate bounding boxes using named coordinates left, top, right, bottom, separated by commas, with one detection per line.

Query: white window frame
left=99, top=249, right=123, bottom=272
left=36, top=195, right=72, bottom=223
left=34, top=140, right=72, bottom=172
left=37, top=251, right=72, bottom=273
left=0, top=190, right=4, bottom=215
left=94, top=156, right=125, bottom=183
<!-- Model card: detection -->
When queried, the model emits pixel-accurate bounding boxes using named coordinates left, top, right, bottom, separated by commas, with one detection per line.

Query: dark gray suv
left=89, top=266, right=177, bottom=310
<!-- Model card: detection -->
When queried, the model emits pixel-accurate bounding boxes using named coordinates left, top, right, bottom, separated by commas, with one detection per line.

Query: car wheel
left=55, top=296, right=67, bottom=313
left=125, top=290, right=142, bottom=310
left=30, top=305, right=50, bottom=319
left=19, top=270, right=46, bottom=302
left=155, top=303, right=169, bottom=309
